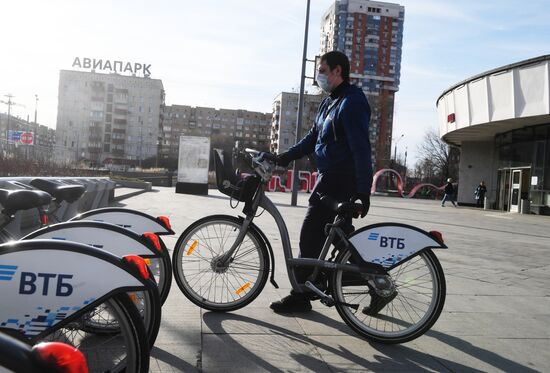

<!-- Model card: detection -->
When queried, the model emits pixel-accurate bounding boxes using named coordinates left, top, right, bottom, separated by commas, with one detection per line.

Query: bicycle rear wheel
left=147, top=246, right=172, bottom=305
left=173, top=215, right=269, bottom=312
left=40, top=293, right=149, bottom=373
left=81, top=289, right=161, bottom=349
left=331, top=248, right=446, bottom=344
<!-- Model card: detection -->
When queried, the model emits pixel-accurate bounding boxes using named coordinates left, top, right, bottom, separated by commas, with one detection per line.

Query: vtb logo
left=368, top=232, right=405, bottom=250
left=19, top=272, right=74, bottom=297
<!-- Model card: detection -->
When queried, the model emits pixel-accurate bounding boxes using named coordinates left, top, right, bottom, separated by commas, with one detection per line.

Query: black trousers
left=295, top=173, right=356, bottom=283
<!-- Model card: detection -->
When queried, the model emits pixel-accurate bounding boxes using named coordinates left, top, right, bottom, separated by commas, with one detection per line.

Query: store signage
left=72, top=57, right=151, bottom=76
left=8, top=131, right=34, bottom=145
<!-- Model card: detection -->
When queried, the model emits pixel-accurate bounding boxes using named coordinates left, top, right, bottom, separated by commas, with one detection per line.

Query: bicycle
left=0, top=188, right=162, bottom=349
left=29, top=178, right=174, bottom=305
left=0, top=331, right=89, bottom=373
left=0, top=238, right=154, bottom=372
left=172, top=148, right=447, bottom=344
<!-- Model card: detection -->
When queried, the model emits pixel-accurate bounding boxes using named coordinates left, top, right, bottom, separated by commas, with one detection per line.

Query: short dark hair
left=320, top=51, right=350, bottom=82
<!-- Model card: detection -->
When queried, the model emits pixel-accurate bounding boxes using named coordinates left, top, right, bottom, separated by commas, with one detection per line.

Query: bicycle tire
left=39, top=293, right=150, bottom=373
left=80, top=288, right=161, bottom=349
left=331, top=248, right=446, bottom=344
left=173, top=215, right=269, bottom=312
left=149, top=239, right=173, bottom=305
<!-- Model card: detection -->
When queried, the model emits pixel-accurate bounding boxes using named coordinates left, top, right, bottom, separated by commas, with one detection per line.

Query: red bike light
left=123, top=255, right=150, bottom=280
left=429, top=231, right=444, bottom=244
left=143, top=232, right=161, bottom=252
left=40, top=214, right=48, bottom=226
left=32, top=342, right=89, bottom=373
left=157, top=215, right=171, bottom=230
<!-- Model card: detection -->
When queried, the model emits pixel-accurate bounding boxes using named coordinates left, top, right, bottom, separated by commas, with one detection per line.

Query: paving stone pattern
left=120, top=188, right=550, bottom=372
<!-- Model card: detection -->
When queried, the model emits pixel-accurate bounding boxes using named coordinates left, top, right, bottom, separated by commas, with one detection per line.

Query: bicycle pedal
left=305, top=281, right=334, bottom=307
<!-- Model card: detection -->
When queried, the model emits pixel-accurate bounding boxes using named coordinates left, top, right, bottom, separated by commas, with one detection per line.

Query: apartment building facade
left=159, top=105, right=271, bottom=161
left=270, top=92, right=324, bottom=155
left=321, top=0, right=404, bottom=169
left=55, top=69, right=164, bottom=167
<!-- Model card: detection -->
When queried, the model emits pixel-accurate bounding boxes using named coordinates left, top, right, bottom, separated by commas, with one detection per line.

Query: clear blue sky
left=2, top=0, right=549, bottom=164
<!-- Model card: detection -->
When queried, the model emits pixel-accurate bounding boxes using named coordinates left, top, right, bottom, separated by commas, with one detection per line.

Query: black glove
left=350, top=193, right=370, bottom=218
left=276, top=152, right=293, bottom=167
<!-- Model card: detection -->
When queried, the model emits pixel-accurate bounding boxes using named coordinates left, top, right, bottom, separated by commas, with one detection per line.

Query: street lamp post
left=290, top=0, right=311, bottom=207
left=34, top=94, right=39, bottom=124
left=393, top=133, right=404, bottom=165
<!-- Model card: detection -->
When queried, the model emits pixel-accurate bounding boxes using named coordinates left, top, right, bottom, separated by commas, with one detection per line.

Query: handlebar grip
left=260, top=152, right=278, bottom=163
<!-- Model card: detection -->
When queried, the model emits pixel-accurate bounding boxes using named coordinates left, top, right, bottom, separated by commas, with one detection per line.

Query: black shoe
left=362, top=291, right=398, bottom=316
left=270, top=293, right=312, bottom=313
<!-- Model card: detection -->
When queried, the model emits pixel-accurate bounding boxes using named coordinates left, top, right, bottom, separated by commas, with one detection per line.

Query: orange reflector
left=143, top=232, right=162, bottom=252
left=157, top=215, right=172, bottom=230
left=235, top=282, right=250, bottom=295
left=123, top=255, right=150, bottom=280
left=129, top=292, right=137, bottom=304
left=33, top=342, right=89, bottom=373
left=187, top=240, right=198, bottom=256
left=429, top=231, right=444, bottom=244
left=144, top=258, right=151, bottom=265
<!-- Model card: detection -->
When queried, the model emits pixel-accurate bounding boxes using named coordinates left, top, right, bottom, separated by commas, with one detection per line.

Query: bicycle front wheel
left=40, top=293, right=149, bottom=373
left=332, top=248, right=446, bottom=344
left=173, top=215, right=269, bottom=312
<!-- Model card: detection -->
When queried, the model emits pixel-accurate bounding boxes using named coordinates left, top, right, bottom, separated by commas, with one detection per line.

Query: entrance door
left=509, top=170, right=522, bottom=213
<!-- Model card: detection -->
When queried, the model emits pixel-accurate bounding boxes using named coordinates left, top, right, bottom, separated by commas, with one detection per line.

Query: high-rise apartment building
left=55, top=70, right=164, bottom=167
left=270, top=92, right=324, bottom=155
left=321, top=0, right=404, bottom=169
left=160, top=105, right=271, bottom=161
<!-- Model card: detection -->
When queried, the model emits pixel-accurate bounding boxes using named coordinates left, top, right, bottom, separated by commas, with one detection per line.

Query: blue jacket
left=285, top=82, right=373, bottom=194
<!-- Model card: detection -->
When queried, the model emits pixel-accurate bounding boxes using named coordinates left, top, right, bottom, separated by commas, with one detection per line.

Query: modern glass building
left=437, top=55, right=550, bottom=215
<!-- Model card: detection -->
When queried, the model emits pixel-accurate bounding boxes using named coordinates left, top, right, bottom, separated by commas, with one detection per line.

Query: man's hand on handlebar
left=274, top=151, right=292, bottom=167
left=350, top=193, right=370, bottom=218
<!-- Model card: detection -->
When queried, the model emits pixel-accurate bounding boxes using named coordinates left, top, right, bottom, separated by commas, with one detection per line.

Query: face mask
left=316, top=73, right=331, bottom=92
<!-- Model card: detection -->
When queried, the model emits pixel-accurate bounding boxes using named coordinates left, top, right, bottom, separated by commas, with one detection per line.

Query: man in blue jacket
left=270, top=51, right=373, bottom=313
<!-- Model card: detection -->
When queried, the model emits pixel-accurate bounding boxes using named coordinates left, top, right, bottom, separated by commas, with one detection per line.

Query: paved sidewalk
left=120, top=187, right=550, bottom=372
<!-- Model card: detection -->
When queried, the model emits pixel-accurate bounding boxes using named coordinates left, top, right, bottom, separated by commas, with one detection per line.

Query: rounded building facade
left=437, top=55, right=550, bottom=215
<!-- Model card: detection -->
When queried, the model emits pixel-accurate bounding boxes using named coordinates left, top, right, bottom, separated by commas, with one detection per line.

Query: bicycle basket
left=213, top=148, right=260, bottom=203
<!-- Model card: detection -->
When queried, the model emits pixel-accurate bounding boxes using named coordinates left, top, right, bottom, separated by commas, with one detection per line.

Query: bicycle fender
left=21, top=221, right=160, bottom=258
left=245, top=220, right=279, bottom=289
left=348, top=223, right=447, bottom=269
left=70, top=208, right=175, bottom=235
left=0, top=240, right=147, bottom=340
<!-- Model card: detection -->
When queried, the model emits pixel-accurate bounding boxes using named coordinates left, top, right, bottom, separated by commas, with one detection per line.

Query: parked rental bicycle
left=1, top=331, right=89, bottom=373
left=28, top=178, right=174, bottom=305
left=173, top=148, right=447, bottom=344
left=0, top=239, right=154, bottom=372
left=0, top=188, right=162, bottom=348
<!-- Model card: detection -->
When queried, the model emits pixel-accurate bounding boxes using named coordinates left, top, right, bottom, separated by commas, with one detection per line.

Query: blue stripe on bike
left=0, top=265, right=17, bottom=270
left=0, top=276, right=13, bottom=281
left=0, top=270, right=16, bottom=275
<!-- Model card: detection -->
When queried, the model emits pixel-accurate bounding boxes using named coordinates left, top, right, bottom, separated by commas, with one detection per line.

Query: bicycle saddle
left=0, top=189, right=52, bottom=215
left=320, top=195, right=363, bottom=216
left=30, top=178, right=85, bottom=204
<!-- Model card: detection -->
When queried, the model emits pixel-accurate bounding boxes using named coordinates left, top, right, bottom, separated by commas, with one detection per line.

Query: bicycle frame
left=217, top=182, right=374, bottom=294
left=215, top=148, right=448, bottom=296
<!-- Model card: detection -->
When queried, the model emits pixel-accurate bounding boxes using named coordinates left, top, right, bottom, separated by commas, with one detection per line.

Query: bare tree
left=416, top=128, right=459, bottom=184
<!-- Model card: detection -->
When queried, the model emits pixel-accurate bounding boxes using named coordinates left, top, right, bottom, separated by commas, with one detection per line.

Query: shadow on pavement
left=202, top=311, right=483, bottom=372
left=151, top=346, right=198, bottom=372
